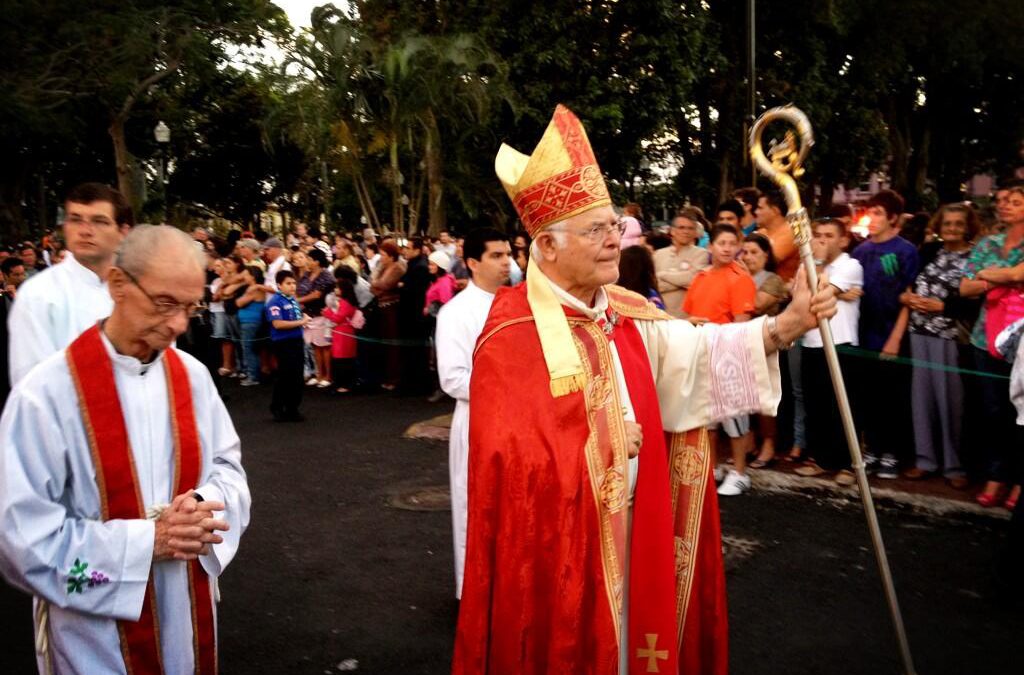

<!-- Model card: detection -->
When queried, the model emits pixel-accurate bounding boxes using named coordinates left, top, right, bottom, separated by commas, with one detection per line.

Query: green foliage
left=2, top=0, right=1023, bottom=239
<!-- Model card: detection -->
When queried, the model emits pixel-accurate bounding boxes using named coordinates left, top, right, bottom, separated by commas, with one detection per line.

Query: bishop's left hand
left=624, top=421, right=643, bottom=459
left=789, top=266, right=838, bottom=331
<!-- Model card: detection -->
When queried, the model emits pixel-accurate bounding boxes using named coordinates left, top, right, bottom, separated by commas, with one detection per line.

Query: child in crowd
left=794, top=218, right=863, bottom=485
left=265, top=270, right=310, bottom=421
left=684, top=224, right=757, bottom=496
left=322, top=276, right=362, bottom=393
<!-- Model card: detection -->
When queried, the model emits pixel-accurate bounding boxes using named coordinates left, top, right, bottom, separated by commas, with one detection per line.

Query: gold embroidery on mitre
left=600, top=466, right=627, bottom=513
left=494, top=105, right=611, bottom=236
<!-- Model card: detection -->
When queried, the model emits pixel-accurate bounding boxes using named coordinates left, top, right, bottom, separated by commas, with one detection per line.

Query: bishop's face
left=548, top=206, right=623, bottom=293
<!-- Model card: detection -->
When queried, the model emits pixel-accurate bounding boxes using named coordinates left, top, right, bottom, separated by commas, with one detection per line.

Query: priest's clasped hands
left=153, top=491, right=231, bottom=562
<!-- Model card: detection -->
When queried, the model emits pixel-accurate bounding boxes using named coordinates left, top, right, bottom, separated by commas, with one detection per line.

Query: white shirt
left=265, top=255, right=292, bottom=292
left=804, top=252, right=863, bottom=348
left=0, top=332, right=250, bottom=674
left=7, top=253, right=113, bottom=385
left=435, top=281, right=496, bottom=598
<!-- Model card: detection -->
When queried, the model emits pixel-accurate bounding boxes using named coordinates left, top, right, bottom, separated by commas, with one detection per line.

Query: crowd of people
left=612, top=184, right=1024, bottom=511
left=0, top=101, right=1021, bottom=674
left=4, top=182, right=1024, bottom=507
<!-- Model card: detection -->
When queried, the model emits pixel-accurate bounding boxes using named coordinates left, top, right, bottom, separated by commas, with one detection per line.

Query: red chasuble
left=453, top=285, right=728, bottom=675
left=66, top=325, right=218, bottom=675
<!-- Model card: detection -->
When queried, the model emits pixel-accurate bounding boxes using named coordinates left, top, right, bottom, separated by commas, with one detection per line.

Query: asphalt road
left=1, top=380, right=1020, bottom=674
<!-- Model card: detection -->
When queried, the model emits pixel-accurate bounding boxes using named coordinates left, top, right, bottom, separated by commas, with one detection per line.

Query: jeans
left=240, top=321, right=262, bottom=382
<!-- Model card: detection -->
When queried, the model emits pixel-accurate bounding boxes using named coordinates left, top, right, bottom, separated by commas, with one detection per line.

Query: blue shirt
left=852, top=236, right=919, bottom=351
left=264, top=293, right=303, bottom=341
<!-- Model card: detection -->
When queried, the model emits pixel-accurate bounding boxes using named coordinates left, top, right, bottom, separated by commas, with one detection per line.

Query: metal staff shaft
left=750, top=106, right=917, bottom=675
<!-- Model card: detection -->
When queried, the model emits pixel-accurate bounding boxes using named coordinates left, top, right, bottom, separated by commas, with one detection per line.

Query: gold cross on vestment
left=636, top=633, right=668, bottom=672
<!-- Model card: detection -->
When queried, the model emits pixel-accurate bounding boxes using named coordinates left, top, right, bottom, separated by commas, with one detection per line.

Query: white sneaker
left=717, top=470, right=751, bottom=496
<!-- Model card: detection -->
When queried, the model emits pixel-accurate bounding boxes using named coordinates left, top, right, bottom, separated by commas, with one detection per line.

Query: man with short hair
left=236, top=238, right=266, bottom=271
left=733, top=187, right=761, bottom=233
left=755, top=189, right=800, bottom=281
left=397, top=237, right=433, bottom=393
left=715, top=199, right=746, bottom=230
left=2, top=257, right=28, bottom=294
left=435, top=230, right=457, bottom=258
left=454, top=105, right=837, bottom=675
left=261, top=237, right=291, bottom=292
left=19, top=245, right=44, bottom=278
left=436, top=228, right=511, bottom=600
left=653, top=210, right=710, bottom=319
left=8, top=182, right=133, bottom=385
left=852, top=189, right=919, bottom=478
left=0, top=224, right=250, bottom=674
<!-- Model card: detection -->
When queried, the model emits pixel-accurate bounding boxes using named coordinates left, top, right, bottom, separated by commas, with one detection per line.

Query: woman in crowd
left=370, top=241, right=405, bottom=391
left=740, top=232, right=790, bottom=468
left=961, top=185, right=1024, bottom=509
left=512, top=231, right=530, bottom=280
left=321, top=275, right=362, bottom=394
left=424, top=251, right=456, bottom=317
left=211, top=256, right=243, bottom=377
left=296, top=248, right=337, bottom=388
left=617, top=245, right=665, bottom=309
left=235, top=265, right=268, bottom=386
left=896, top=204, right=979, bottom=487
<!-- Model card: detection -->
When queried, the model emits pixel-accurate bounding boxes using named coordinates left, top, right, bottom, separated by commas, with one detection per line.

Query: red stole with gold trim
left=67, top=324, right=217, bottom=675
left=607, top=318, right=680, bottom=674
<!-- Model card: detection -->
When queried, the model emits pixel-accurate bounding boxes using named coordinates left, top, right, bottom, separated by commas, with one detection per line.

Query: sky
left=273, top=0, right=321, bottom=29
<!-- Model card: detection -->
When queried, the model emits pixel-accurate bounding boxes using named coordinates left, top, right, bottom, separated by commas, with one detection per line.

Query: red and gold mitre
left=495, top=105, right=611, bottom=237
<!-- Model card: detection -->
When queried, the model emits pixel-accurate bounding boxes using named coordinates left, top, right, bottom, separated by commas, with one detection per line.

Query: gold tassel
left=549, top=372, right=587, bottom=398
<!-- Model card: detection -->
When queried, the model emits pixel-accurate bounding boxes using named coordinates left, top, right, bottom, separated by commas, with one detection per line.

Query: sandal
left=784, top=447, right=803, bottom=463
left=750, top=455, right=776, bottom=470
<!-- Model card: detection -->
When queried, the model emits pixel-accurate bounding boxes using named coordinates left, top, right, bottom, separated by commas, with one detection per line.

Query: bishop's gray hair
left=115, top=224, right=207, bottom=278
left=531, top=220, right=569, bottom=256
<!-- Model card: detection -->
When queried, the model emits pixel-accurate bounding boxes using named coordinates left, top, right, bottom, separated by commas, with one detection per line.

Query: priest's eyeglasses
left=550, top=218, right=627, bottom=244
left=119, top=267, right=206, bottom=318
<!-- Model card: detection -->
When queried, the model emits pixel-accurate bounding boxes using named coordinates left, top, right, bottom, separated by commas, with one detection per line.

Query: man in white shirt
left=0, top=225, right=250, bottom=674
left=262, top=237, right=291, bottom=292
left=435, top=227, right=511, bottom=599
left=653, top=210, right=711, bottom=318
left=8, top=182, right=133, bottom=385
left=435, top=230, right=457, bottom=259
left=796, top=217, right=864, bottom=485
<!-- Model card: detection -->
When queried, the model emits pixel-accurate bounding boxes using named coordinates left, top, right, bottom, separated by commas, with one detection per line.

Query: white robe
left=7, top=253, right=113, bottom=386
left=435, top=281, right=496, bottom=599
left=0, top=332, right=250, bottom=675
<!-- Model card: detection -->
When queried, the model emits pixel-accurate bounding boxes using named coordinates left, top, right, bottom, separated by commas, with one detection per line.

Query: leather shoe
left=902, top=467, right=933, bottom=480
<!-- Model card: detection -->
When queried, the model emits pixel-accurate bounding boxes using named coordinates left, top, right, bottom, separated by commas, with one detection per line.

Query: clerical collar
left=98, top=324, right=163, bottom=376
left=543, top=271, right=608, bottom=322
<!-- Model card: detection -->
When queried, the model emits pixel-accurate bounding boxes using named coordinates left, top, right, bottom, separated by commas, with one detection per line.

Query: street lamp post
left=154, top=121, right=170, bottom=223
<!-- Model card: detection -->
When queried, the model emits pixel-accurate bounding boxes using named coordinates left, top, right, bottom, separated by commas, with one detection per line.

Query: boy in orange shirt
left=685, top=224, right=758, bottom=495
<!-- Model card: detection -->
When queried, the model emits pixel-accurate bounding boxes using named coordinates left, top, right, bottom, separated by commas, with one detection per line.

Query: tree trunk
left=425, top=110, right=446, bottom=236
left=109, top=116, right=137, bottom=213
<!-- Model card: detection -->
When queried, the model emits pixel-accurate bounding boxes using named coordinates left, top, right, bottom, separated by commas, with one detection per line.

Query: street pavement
left=1, top=380, right=1021, bottom=674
